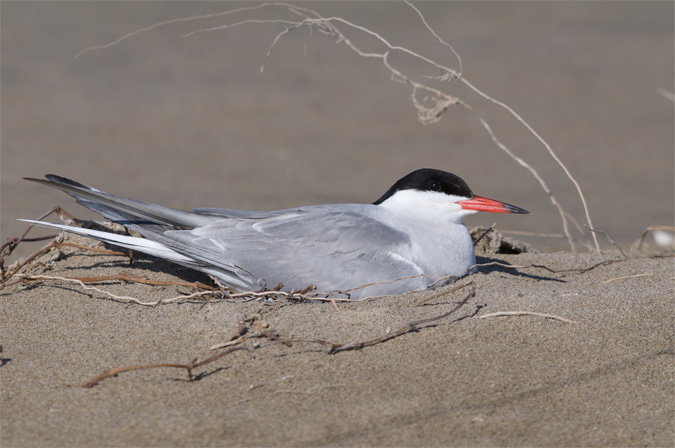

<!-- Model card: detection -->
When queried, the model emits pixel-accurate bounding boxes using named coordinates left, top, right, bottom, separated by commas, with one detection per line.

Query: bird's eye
left=429, top=180, right=441, bottom=192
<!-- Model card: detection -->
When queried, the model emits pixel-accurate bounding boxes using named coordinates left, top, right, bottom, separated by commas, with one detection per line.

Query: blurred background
left=2, top=2, right=673, bottom=261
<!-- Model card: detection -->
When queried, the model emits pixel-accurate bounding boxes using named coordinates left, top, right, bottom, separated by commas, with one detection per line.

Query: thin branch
left=403, top=0, right=462, bottom=77
left=17, top=274, right=211, bottom=305
left=81, top=346, right=251, bottom=388
left=600, top=273, right=654, bottom=285
left=62, top=272, right=216, bottom=291
left=1, top=206, right=71, bottom=260
left=1, top=241, right=60, bottom=286
left=415, top=280, right=473, bottom=306
left=499, top=230, right=566, bottom=238
left=0, top=207, right=128, bottom=284
left=74, top=3, right=293, bottom=58
left=585, top=225, right=627, bottom=258
left=473, top=223, right=496, bottom=247
left=343, top=271, right=439, bottom=295
left=330, top=285, right=474, bottom=353
left=472, top=258, right=627, bottom=275
left=630, top=225, right=675, bottom=252
left=479, top=311, right=575, bottom=324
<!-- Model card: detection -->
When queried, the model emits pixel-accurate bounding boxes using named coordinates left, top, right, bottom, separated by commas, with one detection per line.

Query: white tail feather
left=18, top=219, right=192, bottom=263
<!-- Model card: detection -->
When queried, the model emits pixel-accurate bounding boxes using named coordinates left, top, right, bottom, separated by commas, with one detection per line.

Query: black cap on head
left=373, top=169, right=473, bottom=205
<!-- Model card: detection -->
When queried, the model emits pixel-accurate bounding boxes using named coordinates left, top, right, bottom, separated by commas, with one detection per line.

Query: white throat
left=377, top=189, right=476, bottom=225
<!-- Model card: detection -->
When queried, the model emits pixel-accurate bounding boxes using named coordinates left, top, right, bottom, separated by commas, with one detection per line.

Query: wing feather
left=160, top=206, right=425, bottom=296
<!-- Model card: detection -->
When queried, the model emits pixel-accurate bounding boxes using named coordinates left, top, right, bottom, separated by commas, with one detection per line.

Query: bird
left=22, top=169, right=528, bottom=300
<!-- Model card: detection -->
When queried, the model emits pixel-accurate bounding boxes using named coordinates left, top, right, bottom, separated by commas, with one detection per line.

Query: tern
left=22, top=169, right=528, bottom=299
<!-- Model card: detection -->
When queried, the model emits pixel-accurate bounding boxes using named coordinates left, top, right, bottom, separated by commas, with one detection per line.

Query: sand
left=1, top=232, right=673, bottom=446
left=1, top=2, right=674, bottom=446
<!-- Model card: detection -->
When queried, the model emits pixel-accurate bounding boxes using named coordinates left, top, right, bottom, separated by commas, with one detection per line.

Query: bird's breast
left=407, top=222, right=475, bottom=278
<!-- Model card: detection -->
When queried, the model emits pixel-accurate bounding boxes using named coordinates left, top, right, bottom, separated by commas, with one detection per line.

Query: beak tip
left=460, top=195, right=529, bottom=214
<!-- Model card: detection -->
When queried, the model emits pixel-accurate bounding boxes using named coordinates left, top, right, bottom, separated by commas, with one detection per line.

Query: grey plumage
left=23, top=170, right=527, bottom=299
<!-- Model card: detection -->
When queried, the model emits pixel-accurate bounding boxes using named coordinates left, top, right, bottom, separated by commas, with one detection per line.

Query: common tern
left=22, top=169, right=528, bottom=299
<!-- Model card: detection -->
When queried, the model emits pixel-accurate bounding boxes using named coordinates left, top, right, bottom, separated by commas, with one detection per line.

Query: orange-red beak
left=458, top=195, right=529, bottom=214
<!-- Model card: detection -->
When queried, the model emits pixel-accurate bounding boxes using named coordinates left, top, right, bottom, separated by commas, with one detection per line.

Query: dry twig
left=14, top=274, right=219, bottom=306
left=585, top=225, right=627, bottom=258
left=473, top=223, right=497, bottom=247
left=415, top=280, right=473, bottom=306
left=599, top=273, right=654, bottom=285
left=479, top=311, right=575, bottom=324
left=630, top=225, right=675, bottom=252
left=0, top=206, right=79, bottom=280
left=473, top=258, right=627, bottom=275
left=1, top=239, right=129, bottom=287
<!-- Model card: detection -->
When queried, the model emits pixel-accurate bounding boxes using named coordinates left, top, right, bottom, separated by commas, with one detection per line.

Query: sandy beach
left=1, top=232, right=673, bottom=446
left=2, top=2, right=673, bottom=446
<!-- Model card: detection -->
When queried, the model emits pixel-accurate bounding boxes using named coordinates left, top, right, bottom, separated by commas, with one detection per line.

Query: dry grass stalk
left=1, top=206, right=75, bottom=279
left=479, top=311, right=575, bottom=324
left=473, top=258, right=628, bottom=275
left=599, top=273, right=654, bottom=285
left=16, top=274, right=220, bottom=306
left=630, top=225, right=675, bottom=252
left=415, top=280, right=473, bottom=306
left=472, top=223, right=497, bottom=247
left=585, top=225, right=628, bottom=258
left=499, top=230, right=567, bottom=238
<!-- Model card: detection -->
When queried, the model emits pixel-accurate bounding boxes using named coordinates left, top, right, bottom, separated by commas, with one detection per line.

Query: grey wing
left=27, top=175, right=216, bottom=228
left=163, top=209, right=425, bottom=297
left=192, top=204, right=339, bottom=219
left=194, top=208, right=287, bottom=220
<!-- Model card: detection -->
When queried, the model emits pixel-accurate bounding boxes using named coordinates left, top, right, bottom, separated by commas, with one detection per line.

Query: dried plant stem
left=599, top=273, right=654, bottom=284
left=58, top=273, right=216, bottom=291
left=585, top=225, right=627, bottom=258
left=479, top=311, right=575, bottom=324
left=1, top=238, right=127, bottom=286
left=415, top=280, right=473, bottom=306
left=472, top=223, right=497, bottom=247
left=331, top=285, right=475, bottom=353
left=403, top=0, right=462, bottom=75
left=1, top=206, right=77, bottom=279
left=630, top=225, right=675, bottom=251
left=499, top=230, right=566, bottom=238
left=81, top=346, right=252, bottom=388
left=74, top=3, right=292, bottom=58
left=17, top=274, right=218, bottom=306
left=473, top=258, right=627, bottom=275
